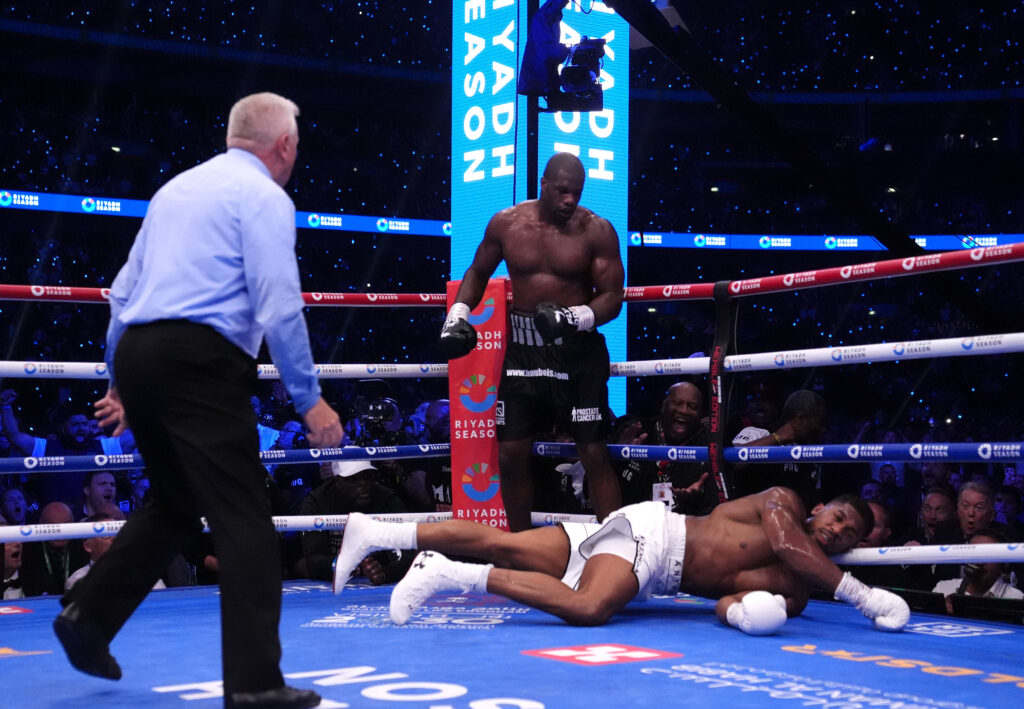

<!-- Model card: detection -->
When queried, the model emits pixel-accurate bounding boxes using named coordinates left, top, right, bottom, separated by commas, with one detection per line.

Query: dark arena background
left=2, top=2, right=1024, bottom=708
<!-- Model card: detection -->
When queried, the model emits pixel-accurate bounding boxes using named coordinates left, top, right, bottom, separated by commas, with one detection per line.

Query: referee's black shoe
left=226, top=686, right=322, bottom=708
left=53, top=602, right=122, bottom=680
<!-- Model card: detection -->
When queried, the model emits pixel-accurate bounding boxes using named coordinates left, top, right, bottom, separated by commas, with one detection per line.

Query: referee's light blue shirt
left=105, top=148, right=321, bottom=414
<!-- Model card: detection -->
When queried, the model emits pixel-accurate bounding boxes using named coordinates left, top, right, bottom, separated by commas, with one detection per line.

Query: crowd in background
left=4, top=375, right=1024, bottom=603
left=2, top=2, right=1022, bottom=232
left=4, top=2, right=1020, bottom=91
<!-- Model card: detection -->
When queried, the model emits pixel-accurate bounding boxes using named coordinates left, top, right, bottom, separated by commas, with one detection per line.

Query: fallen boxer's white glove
left=726, top=591, right=788, bottom=635
left=834, top=571, right=910, bottom=631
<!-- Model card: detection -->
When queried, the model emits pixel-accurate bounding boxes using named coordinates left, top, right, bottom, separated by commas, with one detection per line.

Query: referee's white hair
left=227, top=92, right=299, bottom=149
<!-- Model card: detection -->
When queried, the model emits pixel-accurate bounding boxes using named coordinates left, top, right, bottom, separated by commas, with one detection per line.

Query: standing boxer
left=439, top=152, right=624, bottom=531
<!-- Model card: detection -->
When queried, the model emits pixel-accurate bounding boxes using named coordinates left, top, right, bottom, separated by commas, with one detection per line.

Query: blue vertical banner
left=452, top=0, right=529, bottom=277
left=538, top=2, right=629, bottom=416
left=452, top=0, right=629, bottom=416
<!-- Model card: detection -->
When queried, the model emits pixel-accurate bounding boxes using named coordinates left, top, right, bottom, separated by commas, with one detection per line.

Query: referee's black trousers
left=64, top=320, right=284, bottom=695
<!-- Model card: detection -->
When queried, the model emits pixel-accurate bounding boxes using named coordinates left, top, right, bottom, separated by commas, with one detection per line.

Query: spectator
left=873, top=464, right=905, bottom=532
left=921, top=481, right=997, bottom=590
left=890, top=461, right=953, bottom=536
left=732, top=389, right=827, bottom=510
left=1, top=487, right=30, bottom=526
left=1002, top=464, right=1024, bottom=493
left=844, top=498, right=908, bottom=588
left=403, top=401, right=430, bottom=445
left=895, top=486, right=955, bottom=592
left=868, top=429, right=908, bottom=488
left=946, top=481, right=998, bottom=541
left=858, top=498, right=894, bottom=550
left=736, top=387, right=779, bottom=433
left=877, top=463, right=900, bottom=489
left=297, top=459, right=410, bottom=585
left=3, top=541, right=24, bottom=600
left=902, top=487, right=955, bottom=545
left=79, top=471, right=118, bottom=520
left=1, top=390, right=114, bottom=507
left=128, top=476, right=150, bottom=514
left=860, top=479, right=882, bottom=500
left=932, top=529, right=1023, bottom=610
left=20, top=501, right=86, bottom=596
left=1, top=430, right=18, bottom=459
left=524, top=425, right=589, bottom=517
left=994, top=485, right=1023, bottom=538
left=919, top=462, right=953, bottom=494
left=65, top=511, right=165, bottom=592
left=948, top=468, right=964, bottom=494
left=614, top=381, right=714, bottom=514
left=993, top=485, right=1024, bottom=589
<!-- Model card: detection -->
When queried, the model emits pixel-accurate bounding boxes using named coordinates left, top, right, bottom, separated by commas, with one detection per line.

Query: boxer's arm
left=535, top=218, right=624, bottom=341
left=758, top=487, right=844, bottom=592
left=587, top=217, right=624, bottom=326
left=452, top=213, right=506, bottom=309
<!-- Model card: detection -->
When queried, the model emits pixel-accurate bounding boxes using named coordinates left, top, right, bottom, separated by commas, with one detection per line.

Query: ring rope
left=0, top=443, right=451, bottom=474
left=0, top=361, right=450, bottom=380
left=833, top=543, right=1024, bottom=566
left=4, top=328, right=1022, bottom=383
left=4, top=441, right=1022, bottom=477
left=3, top=243, right=1021, bottom=309
left=724, top=243, right=1024, bottom=297
left=2, top=519, right=1019, bottom=567
left=6, top=326, right=1022, bottom=383
left=0, top=511, right=599, bottom=544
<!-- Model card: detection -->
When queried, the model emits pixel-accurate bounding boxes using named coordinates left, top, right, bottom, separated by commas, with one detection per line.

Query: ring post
left=447, top=278, right=510, bottom=529
left=709, top=279, right=735, bottom=502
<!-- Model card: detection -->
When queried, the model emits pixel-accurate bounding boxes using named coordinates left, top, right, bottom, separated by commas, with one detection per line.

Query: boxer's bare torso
left=680, top=489, right=865, bottom=612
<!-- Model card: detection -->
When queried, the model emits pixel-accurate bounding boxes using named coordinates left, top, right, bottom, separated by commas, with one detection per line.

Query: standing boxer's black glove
left=534, top=303, right=595, bottom=343
left=439, top=302, right=477, bottom=359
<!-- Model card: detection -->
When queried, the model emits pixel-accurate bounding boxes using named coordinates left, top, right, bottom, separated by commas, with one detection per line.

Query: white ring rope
left=0, top=361, right=450, bottom=380
left=4, top=518, right=1019, bottom=567
left=0, top=443, right=452, bottom=474
left=0, top=511, right=598, bottom=544
left=4, top=331, right=1023, bottom=383
left=833, top=543, right=1024, bottom=566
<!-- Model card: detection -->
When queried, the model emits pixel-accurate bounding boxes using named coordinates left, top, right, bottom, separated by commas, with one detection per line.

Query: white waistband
left=659, top=512, right=687, bottom=595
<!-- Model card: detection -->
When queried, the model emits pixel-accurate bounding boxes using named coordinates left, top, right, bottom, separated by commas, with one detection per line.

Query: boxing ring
left=3, top=580, right=1023, bottom=708
left=3, top=244, right=1024, bottom=708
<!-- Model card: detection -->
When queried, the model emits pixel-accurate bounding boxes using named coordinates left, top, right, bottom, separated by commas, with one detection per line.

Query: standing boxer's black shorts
left=496, top=310, right=612, bottom=443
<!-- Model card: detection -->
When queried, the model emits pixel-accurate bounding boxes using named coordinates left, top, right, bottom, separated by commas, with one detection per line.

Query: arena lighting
left=517, top=0, right=606, bottom=112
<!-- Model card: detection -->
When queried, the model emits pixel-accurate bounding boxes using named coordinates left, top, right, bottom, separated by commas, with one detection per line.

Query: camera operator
left=297, top=459, right=412, bottom=585
left=349, top=396, right=423, bottom=503
left=404, top=399, right=452, bottom=513
left=269, top=420, right=319, bottom=512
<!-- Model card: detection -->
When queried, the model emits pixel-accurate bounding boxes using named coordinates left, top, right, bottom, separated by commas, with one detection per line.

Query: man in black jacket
left=298, top=460, right=411, bottom=585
